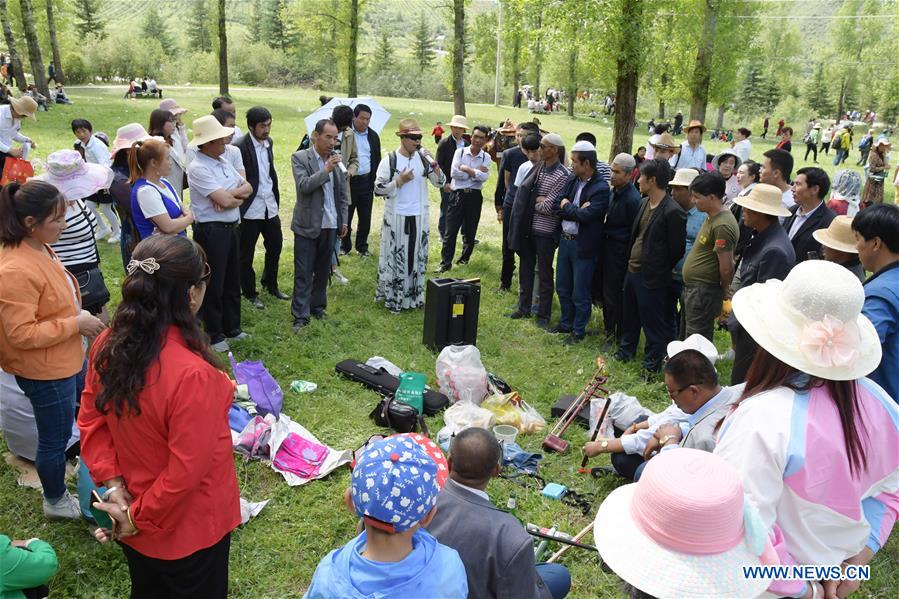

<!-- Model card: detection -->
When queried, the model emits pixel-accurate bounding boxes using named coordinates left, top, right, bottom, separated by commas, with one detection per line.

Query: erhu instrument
left=542, top=357, right=609, bottom=454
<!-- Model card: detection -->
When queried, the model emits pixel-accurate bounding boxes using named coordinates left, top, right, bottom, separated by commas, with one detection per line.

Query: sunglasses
left=403, top=135, right=423, bottom=141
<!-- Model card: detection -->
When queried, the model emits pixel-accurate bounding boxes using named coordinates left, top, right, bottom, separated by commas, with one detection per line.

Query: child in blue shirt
left=304, top=436, right=468, bottom=598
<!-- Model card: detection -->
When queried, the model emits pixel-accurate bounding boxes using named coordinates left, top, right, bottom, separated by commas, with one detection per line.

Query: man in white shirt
left=731, top=127, right=752, bottom=163
left=438, top=124, right=490, bottom=272
left=213, top=95, right=243, bottom=142
left=187, top=115, right=254, bottom=352
left=236, top=106, right=287, bottom=310
left=671, top=120, right=708, bottom=171
left=760, top=148, right=796, bottom=214
left=0, top=97, right=37, bottom=170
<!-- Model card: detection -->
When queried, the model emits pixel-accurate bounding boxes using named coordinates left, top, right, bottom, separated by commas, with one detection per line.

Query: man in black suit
left=615, top=158, right=687, bottom=376
left=236, top=106, right=287, bottom=309
left=435, top=115, right=469, bottom=241
left=784, top=166, right=836, bottom=262
left=341, top=104, right=381, bottom=257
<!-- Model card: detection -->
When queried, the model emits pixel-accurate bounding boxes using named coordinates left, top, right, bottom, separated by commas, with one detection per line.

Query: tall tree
left=0, top=0, right=26, bottom=89
left=18, top=0, right=49, bottom=96
left=141, top=5, right=176, bottom=56
left=217, top=0, right=228, bottom=94
left=188, top=0, right=213, bottom=52
left=807, top=62, right=832, bottom=117
left=689, top=0, right=720, bottom=123
left=411, top=13, right=435, bottom=72
left=451, top=0, right=466, bottom=115
left=373, top=30, right=394, bottom=69
left=246, top=0, right=261, bottom=44
left=263, top=0, right=293, bottom=51
left=347, top=0, right=358, bottom=96
left=609, top=0, right=646, bottom=159
left=45, top=0, right=64, bottom=84
left=74, top=0, right=105, bottom=39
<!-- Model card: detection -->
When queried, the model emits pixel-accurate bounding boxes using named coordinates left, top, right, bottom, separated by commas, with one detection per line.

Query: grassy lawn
left=1, top=85, right=895, bottom=598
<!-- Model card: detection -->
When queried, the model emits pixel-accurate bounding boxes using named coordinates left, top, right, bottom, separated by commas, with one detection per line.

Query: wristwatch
left=600, top=440, right=609, bottom=450
left=658, top=435, right=678, bottom=447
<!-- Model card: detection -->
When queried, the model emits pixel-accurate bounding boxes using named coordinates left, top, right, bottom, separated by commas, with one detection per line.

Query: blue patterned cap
left=351, top=436, right=439, bottom=532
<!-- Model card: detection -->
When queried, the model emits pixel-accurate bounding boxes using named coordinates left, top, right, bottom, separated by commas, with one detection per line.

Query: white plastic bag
left=436, top=345, right=489, bottom=405
left=436, top=400, right=496, bottom=448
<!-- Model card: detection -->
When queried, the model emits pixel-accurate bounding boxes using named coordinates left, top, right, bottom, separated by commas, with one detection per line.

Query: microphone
left=331, top=149, right=347, bottom=174
left=418, top=148, right=438, bottom=168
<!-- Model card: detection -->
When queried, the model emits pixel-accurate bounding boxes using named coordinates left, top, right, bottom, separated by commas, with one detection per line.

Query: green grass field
left=0, top=85, right=895, bottom=598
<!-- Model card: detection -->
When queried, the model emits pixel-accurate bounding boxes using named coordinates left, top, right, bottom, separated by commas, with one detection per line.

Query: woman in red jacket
left=78, top=234, right=240, bottom=599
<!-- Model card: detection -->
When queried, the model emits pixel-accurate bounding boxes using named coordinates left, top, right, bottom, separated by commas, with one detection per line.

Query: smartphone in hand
left=89, top=489, right=116, bottom=534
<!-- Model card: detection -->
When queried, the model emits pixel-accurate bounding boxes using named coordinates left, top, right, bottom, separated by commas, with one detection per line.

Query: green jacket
left=0, top=535, right=58, bottom=599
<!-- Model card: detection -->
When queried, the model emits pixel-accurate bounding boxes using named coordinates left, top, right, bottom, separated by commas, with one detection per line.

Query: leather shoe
left=266, top=288, right=290, bottom=301
left=507, top=310, right=530, bottom=319
left=535, top=319, right=551, bottom=331
left=312, top=311, right=327, bottom=320
left=563, top=333, right=585, bottom=345
left=292, top=319, right=309, bottom=332
left=248, top=296, right=265, bottom=310
left=548, top=325, right=571, bottom=334
left=435, top=265, right=451, bottom=274
left=455, top=257, right=469, bottom=265
left=359, top=250, right=373, bottom=258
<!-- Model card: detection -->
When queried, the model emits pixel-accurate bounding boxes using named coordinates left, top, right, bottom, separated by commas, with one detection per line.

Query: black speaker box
left=422, top=278, right=480, bottom=351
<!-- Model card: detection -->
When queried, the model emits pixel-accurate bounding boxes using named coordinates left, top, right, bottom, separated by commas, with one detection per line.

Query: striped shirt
left=532, top=161, right=570, bottom=237
left=50, top=200, right=100, bottom=269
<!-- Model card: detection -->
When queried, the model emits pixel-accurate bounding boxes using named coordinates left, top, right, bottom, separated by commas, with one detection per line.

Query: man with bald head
left=426, top=428, right=571, bottom=599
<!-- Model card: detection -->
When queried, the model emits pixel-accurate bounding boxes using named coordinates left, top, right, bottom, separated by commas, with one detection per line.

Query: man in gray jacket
left=290, top=118, right=347, bottom=331
left=426, top=428, right=571, bottom=599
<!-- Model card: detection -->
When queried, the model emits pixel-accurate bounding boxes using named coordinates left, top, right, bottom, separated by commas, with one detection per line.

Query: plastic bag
left=436, top=345, right=489, bottom=405
left=396, top=372, right=426, bottom=415
left=229, top=353, right=283, bottom=417
left=482, top=393, right=546, bottom=434
left=436, top=400, right=496, bottom=448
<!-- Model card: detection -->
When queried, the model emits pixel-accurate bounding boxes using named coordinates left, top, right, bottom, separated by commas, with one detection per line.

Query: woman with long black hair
left=714, top=260, right=898, bottom=599
left=78, top=234, right=240, bottom=598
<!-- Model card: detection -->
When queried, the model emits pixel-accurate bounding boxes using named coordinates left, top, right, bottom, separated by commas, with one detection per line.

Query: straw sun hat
left=189, top=114, right=234, bottom=147
left=733, top=183, right=791, bottom=217
left=732, top=260, right=881, bottom=381
left=594, top=449, right=774, bottom=599
left=669, top=168, right=699, bottom=188
left=447, top=114, right=469, bottom=130
left=110, top=123, right=153, bottom=157
left=812, top=215, right=858, bottom=254
left=650, top=132, right=680, bottom=152
left=9, top=96, right=38, bottom=120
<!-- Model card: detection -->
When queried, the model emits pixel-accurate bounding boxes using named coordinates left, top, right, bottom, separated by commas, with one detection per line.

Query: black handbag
left=73, top=266, right=110, bottom=313
left=369, top=396, right=429, bottom=434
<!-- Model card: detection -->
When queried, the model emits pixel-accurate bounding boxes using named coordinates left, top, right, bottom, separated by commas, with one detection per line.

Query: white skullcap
left=542, top=133, right=565, bottom=147
left=572, top=140, right=596, bottom=153
left=612, top=152, right=636, bottom=169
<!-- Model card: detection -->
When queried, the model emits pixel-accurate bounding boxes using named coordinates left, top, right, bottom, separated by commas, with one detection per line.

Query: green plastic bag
left=396, top=372, right=426, bottom=415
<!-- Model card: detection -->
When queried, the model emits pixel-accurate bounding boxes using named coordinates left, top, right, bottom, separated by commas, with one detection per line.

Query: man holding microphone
left=290, top=118, right=347, bottom=331
left=374, top=119, right=445, bottom=311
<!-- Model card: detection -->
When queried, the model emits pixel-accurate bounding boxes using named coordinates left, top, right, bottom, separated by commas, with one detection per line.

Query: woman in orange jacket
left=0, top=181, right=105, bottom=519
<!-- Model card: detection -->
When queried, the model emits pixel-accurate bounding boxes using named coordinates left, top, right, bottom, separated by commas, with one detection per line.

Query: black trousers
left=440, top=189, right=482, bottom=268
left=516, top=235, right=557, bottom=321
left=120, top=533, right=230, bottom=599
left=193, top=223, right=241, bottom=344
left=239, top=215, right=283, bottom=298
left=291, top=229, right=336, bottom=323
left=500, top=204, right=516, bottom=288
left=601, top=239, right=629, bottom=340
left=438, top=189, right=451, bottom=240
left=730, top=322, right=758, bottom=385
left=343, top=176, right=374, bottom=253
left=618, top=271, right=676, bottom=372
left=804, top=142, right=818, bottom=162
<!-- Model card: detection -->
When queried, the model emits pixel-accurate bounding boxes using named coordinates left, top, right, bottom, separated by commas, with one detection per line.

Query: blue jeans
left=536, top=562, right=571, bottom=599
left=833, top=149, right=848, bottom=165
left=15, top=372, right=80, bottom=500
left=555, top=238, right=596, bottom=336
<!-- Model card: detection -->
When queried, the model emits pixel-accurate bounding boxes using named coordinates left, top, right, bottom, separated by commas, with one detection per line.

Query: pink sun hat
left=110, top=123, right=152, bottom=158
left=159, top=98, right=187, bottom=116
left=32, top=149, right=113, bottom=201
left=594, top=448, right=776, bottom=599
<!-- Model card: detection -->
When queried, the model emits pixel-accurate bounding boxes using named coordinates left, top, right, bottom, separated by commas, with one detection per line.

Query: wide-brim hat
left=9, top=96, right=38, bottom=120
left=712, top=150, right=742, bottom=171
left=498, top=119, right=517, bottom=135
left=651, top=132, right=680, bottom=152
left=594, top=450, right=772, bottom=599
left=813, top=123, right=821, bottom=129
left=873, top=137, right=892, bottom=151
left=732, top=260, right=881, bottom=381
left=669, top=168, right=699, bottom=188
left=447, top=114, right=469, bottom=130
left=33, top=149, right=113, bottom=201
left=733, top=183, right=791, bottom=217
left=110, top=123, right=152, bottom=157
left=685, top=119, right=706, bottom=133
left=812, top=215, right=858, bottom=254
left=159, top=98, right=187, bottom=116
left=189, top=115, right=234, bottom=147
left=667, top=333, right=719, bottom=364
left=396, top=118, right=423, bottom=137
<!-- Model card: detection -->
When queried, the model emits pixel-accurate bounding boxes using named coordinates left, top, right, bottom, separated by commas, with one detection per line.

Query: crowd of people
left=0, top=83, right=896, bottom=599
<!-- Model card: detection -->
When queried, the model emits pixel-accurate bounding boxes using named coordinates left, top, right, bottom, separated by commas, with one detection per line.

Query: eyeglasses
left=403, top=135, right=423, bottom=141
left=198, top=262, right=212, bottom=284
left=667, top=384, right=694, bottom=399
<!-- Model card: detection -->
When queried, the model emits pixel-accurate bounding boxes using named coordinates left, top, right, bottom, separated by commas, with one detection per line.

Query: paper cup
left=493, top=425, right=518, bottom=445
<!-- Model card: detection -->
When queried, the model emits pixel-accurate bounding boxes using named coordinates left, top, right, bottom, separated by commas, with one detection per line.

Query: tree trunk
left=533, top=13, right=542, bottom=98
left=689, top=0, right=719, bottom=124
left=18, top=0, right=48, bottom=97
left=46, top=0, right=63, bottom=84
left=658, top=73, right=667, bottom=118
left=217, top=0, right=228, bottom=94
left=566, top=46, right=577, bottom=117
left=715, top=104, right=725, bottom=129
left=510, top=34, right=520, bottom=105
left=347, top=0, right=358, bottom=96
left=836, top=76, right=847, bottom=121
left=0, top=0, right=26, bottom=90
left=451, top=0, right=466, bottom=115
left=610, top=0, right=643, bottom=160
